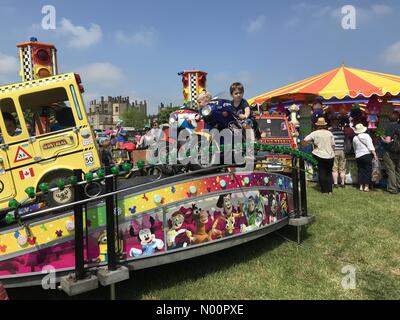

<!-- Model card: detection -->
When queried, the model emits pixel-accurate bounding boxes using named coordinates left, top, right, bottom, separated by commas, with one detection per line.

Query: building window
left=115, top=106, right=119, bottom=113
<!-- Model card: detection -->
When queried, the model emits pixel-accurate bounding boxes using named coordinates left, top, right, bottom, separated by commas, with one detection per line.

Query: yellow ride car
left=0, top=73, right=101, bottom=209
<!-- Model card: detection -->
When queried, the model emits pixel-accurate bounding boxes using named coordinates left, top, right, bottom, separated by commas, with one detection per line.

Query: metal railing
left=0, top=146, right=313, bottom=282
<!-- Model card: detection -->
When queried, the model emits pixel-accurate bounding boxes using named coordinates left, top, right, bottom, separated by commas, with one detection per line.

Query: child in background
left=99, top=138, right=113, bottom=167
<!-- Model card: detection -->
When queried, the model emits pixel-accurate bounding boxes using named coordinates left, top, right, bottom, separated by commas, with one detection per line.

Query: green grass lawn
left=8, top=184, right=400, bottom=300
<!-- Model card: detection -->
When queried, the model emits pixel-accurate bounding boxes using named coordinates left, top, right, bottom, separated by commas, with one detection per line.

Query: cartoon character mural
left=270, top=191, right=281, bottom=223
left=241, top=191, right=265, bottom=232
left=280, top=193, right=288, bottom=217
left=191, top=204, right=212, bottom=244
left=166, top=209, right=195, bottom=249
left=260, top=190, right=293, bottom=224
left=97, top=231, right=108, bottom=262
left=89, top=230, right=123, bottom=263
left=211, top=193, right=246, bottom=238
left=129, top=216, right=164, bottom=257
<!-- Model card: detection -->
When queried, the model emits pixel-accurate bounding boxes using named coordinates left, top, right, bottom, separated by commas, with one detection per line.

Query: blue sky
left=0, top=0, right=400, bottom=114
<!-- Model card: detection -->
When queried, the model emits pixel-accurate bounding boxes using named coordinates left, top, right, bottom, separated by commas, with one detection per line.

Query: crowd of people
left=97, top=121, right=164, bottom=167
left=302, top=103, right=400, bottom=195
left=96, top=85, right=400, bottom=197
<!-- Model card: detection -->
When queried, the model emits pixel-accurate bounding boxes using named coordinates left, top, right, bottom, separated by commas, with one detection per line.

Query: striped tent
left=249, top=65, right=400, bottom=105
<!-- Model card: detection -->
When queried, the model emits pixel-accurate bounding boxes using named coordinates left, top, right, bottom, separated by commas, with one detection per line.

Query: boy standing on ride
left=230, top=82, right=254, bottom=129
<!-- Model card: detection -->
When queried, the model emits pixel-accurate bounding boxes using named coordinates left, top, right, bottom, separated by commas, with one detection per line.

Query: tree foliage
left=121, top=107, right=147, bottom=128
left=158, top=106, right=181, bottom=124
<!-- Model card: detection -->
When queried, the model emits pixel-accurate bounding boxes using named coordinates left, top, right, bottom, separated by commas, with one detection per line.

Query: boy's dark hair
left=2, top=112, right=16, bottom=126
left=230, top=82, right=244, bottom=95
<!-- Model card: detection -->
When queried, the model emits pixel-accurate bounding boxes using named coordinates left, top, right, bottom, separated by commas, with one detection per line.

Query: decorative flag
left=19, top=168, right=35, bottom=180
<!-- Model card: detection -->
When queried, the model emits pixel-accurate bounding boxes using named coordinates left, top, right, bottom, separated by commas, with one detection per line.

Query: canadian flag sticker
left=19, top=168, right=35, bottom=180
left=14, top=146, right=32, bottom=163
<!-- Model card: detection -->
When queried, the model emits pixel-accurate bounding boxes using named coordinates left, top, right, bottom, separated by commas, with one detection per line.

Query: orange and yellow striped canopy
left=249, top=66, right=400, bottom=105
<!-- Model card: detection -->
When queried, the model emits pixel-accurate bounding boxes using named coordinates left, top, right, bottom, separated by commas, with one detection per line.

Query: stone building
left=88, top=96, right=147, bottom=130
left=158, top=102, right=173, bottom=114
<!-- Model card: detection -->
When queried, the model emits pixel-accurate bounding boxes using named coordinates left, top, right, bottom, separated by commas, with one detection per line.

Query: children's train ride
left=0, top=42, right=314, bottom=293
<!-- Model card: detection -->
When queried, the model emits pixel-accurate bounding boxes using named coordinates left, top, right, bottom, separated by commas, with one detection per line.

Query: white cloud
left=211, top=71, right=256, bottom=98
left=382, top=41, right=400, bottom=65
left=238, top=71, right=254, bottom=85
left=115, top=29, right=157, bottom=47
left=370, top=4, right=391, bottom=15
left=213, top=72, right=230, bottom=82
left=77, top=63, right=126, bottom=88
left=213, top=71, right=255, bottom=85
left=285, top=17, right=300, bottom=28
left=339, top=4, right=392, bottom=22
left=292, top=3, right=333, bottom=17
left=0, top=52, right=19, bottom=75
left=246, top=15, right=265, bottom=33
left=59, top=18, right=102, bottom=48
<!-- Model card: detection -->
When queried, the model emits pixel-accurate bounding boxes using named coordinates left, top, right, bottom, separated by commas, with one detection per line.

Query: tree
left=158, top=106, right=181, bottom=124
left=121, top=107, right=147, bottom=128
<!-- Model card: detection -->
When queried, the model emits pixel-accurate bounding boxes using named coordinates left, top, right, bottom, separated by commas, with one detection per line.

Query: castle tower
left=16, top=37, right=58, bottom=82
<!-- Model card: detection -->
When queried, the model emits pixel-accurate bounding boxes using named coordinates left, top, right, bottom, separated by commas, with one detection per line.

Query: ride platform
left=0, top=167, right=307, bottom=289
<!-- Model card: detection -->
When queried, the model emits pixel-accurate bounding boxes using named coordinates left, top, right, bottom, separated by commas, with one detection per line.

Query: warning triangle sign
left=14, top=146, right=32, bottom=163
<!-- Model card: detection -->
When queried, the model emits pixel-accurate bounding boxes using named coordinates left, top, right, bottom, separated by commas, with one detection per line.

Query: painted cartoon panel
left=165, top=189, right=291, bottom=252
left=0, top=240, right=76, bottom=276
left=0, top=172, right=294, bottom=279
left=123, top=211, right=165, bottom=259
left=240, top=191, right=266, bottom=233
left=259, top=190, right=293, bottom=224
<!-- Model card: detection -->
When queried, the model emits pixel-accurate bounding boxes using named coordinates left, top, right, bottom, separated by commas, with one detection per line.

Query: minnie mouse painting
left=129, top=216, right=164, bottom=257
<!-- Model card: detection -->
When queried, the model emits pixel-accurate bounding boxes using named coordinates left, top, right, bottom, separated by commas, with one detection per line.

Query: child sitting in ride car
left=230, top=82, right=254, bottom=129
left=197, top=90, right=212, bottom=109
left=196, top=90, right=212, bottom=120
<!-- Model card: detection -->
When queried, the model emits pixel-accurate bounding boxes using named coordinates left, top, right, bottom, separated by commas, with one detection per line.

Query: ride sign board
left=42, top=139, right=68, bottom=150
left=14, top=146, right=32, bottom=163
left=84, top=152, right=95, bottom=167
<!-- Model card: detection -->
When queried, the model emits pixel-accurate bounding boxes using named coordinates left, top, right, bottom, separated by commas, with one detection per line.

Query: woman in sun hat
left=352, top=123, right=377, bottom=192
left=303, top=117, right=336, bottom=194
